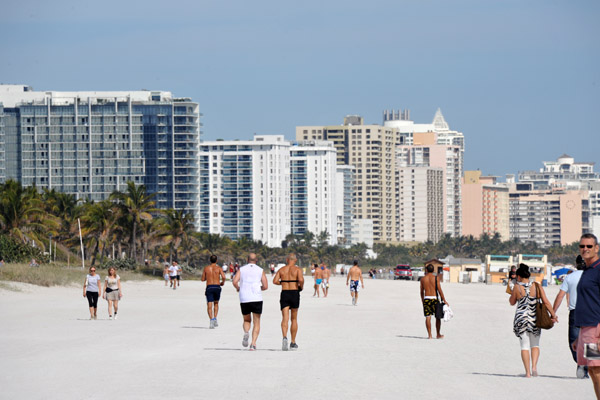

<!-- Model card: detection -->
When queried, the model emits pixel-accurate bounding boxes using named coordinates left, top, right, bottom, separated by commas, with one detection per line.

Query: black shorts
left=240, top=301, right=263, bottom=315
left=280, top=290, right=300, bottom=310
left=205, top=285, right=221, bottom=302
left=176, top=275, right=181, bottom=280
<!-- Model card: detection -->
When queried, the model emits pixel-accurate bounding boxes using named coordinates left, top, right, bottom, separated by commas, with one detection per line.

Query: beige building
left=509, top=186, right=589, bottom=247
left=297, top=116, right=402, bottom=243
left=462, top=170, right=510, bottom=240
left=397, top=166, right=444, bottom=243
left=397, top=133, right=462, bottom=237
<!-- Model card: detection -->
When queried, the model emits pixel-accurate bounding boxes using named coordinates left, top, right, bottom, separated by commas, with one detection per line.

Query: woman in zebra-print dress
left=509, top=264, right=557, bottom=377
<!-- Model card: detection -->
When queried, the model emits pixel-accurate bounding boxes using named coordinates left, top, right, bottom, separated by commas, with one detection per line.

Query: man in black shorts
left=201, top=255, right=226, bottom=329
left=273, top=253, right=304, bottom=350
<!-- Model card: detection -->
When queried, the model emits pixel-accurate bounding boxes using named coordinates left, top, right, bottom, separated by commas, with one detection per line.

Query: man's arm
left=219, top=268, right=226, bottom=286
left=261, top=271, right=268, bottom=291
left=346, top=270, right=350, bottom=285
left=297, top=269, right=304, bottom=290
left=552, top=290, right=567, bottom=313
left=200, top=267, right=207, bottom=282
left=437, top=281, right=448, bottom=306
left=273, top=269, right=281, bottom=285
left=232, top=270, right=240, bottom=291
left=359, top=270, right=364, bottom=288
left=420, top=279, right=424, bottom=302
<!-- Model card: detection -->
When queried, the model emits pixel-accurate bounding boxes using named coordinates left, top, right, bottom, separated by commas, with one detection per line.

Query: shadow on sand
left=204, top=348, right=281, bottom=352
left=396, top=335, right=430, bottom=340
left=472, top=372, right=575, bottom=380
left=181, top=326, right=209, bottom=329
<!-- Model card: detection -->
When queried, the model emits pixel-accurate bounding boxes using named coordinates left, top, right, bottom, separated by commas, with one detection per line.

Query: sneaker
left=249, top=345, right=256, bottom=351
left=213, top=318, right=218, bottom=327
left=242, top=332, right=249, bottom=347
left=209, top=319, right=215, bottom=329
left=282, top=337, right=288, bottom=351
left=290, top=343, right=298, bottom=350
left=577, top=365, right=586, bottom=379
left=109, top=315, right=113, bottom=320
left=114, top=314, right=118, bottom=320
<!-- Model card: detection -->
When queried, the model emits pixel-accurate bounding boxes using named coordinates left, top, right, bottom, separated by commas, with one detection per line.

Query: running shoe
left=249, top=345, right=256, bottom=351
left=213, top=318, right=218, bottom=327
left=282, top=337, right=288, bottom=351
left=290, top=343, right=298, bottom=350
left=577, top=365, right=587, bottom=379
left=114, top=314, right=118, bottom=320
left=242, top=332, right=249, bottom=347
left=109, top=315, right=112, bottom=320
left=209, top=319, right=215, bottom=329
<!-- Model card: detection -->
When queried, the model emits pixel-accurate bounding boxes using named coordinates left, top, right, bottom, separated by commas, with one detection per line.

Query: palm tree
left=110, top=181, right=157, bottom=263
left=80, top=200, right=119, bottom=266
left=160, top=209, right=196, bottom=263
left=0, top=180, right=58, bottom=248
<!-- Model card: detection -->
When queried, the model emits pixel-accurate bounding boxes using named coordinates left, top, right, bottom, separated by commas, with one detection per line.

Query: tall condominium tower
left=297, top=117, right=402, bottom=243
left=397, top=135, right=462, bottom=237
left=198, top=135, right=290, bottom=247
left=0, top=84, right=201, bottom=215
left=290, top=141, right=337, bottom=244
left=335, top=165, right=355, bottom=245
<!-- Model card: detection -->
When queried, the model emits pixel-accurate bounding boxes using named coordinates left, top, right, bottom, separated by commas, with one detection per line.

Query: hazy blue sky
left=2, top=0, right=598, bottom=177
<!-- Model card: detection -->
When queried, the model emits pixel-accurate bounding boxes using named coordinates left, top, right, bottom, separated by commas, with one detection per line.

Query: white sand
left=0, top=276, right=593, bottom=399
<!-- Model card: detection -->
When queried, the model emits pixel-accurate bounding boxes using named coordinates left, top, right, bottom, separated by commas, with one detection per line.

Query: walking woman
left=103, top=267, right=122, bottom=320
left=83, top=267, right=101, bottom=320
left=509, top=264, right=557, bottom=377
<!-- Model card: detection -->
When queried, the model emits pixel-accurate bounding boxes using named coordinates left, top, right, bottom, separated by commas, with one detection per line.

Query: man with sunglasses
left=553, top=255, right=587, bottom=378
left=575, top=233, right=600, bottom=398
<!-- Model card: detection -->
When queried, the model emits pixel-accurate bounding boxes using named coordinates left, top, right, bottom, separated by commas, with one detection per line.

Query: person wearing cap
left=553, top=255, right=588, bottom=378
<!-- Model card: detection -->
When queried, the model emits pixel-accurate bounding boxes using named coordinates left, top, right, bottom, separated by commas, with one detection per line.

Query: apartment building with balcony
left=198, top=135, right=290, bottom=247
left=335, top=165, right=355, bottom=245
left=0, top=84, right=201, bottom=217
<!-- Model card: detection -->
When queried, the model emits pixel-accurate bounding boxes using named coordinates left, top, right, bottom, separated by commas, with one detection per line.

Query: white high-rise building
left=198, top=135, right=290, bottom=247
left=290, top=141, right=337, bottom=245
left=335, top=165, right=354, bottom=245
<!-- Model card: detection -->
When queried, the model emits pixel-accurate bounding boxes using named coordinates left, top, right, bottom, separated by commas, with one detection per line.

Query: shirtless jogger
left=346, top=260, right=364, bottom=306
left=420, top=264, right=449, bottom=339
left=273, top=253, right=304, bottom=351
left=201, top=255, right=226, bottom=329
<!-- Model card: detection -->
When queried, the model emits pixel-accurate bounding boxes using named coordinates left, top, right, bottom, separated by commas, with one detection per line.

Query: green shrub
left=99, top=258, right=138, bottom=271
left=0, top=235, right=49, bottom=264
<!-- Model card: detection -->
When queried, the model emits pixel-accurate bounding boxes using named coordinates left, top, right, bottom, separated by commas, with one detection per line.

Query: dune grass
left=0, top=263, right=156, bottom=288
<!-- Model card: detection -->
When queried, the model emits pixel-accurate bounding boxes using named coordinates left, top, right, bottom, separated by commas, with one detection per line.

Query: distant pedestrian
left=313, top=264, right=324, bottom=297
left=232, top=253, right=268, bottom=351
left=83, top=266, right=101, bottom=320
left=346, top=260, right=364, bottom=306
left=509, top=264, right=557, bottom=377
left=168, top=262, right=179, bottom=290
left=102, top=267, right=122, bottom=320
left=163, top=263, right=170, bottom=287
left=420, top=264, right=449, bottom=339
left=201, top=255, right=226, bottom=329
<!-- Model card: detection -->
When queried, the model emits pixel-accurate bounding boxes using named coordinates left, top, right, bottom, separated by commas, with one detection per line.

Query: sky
left=1, top=0, right=598, bottom=177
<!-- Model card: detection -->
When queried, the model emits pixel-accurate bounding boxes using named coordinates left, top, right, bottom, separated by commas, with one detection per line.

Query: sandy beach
left=0, top=275, right=594, bottom=399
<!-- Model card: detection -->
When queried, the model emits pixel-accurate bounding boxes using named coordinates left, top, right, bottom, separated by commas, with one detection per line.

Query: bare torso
left=348, top=266, right=362, bottom=280
left=275, top=265, right=304, bottom=290
left=202, top=264, right=225, bottom=286
left=314, top=268, right=324, bottom=280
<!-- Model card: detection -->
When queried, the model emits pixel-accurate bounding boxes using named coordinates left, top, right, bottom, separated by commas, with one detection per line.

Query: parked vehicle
left=394, top=264, right=412, bottom=280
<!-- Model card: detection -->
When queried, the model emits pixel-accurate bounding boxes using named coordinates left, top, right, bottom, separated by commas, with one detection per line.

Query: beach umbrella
left=552, top=267, right=571, bottom=276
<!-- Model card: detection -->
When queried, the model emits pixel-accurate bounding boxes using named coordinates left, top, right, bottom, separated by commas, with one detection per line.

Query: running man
left=232, top=253, right=268, bottom=351
left=314, top=264, right=324, bottom=297
left=420, top=264, right=449, bottom=339
left=346, top=260, right=364, bottom=306
left=273, top=253, right=304, bottom=351
left=201, top=255, right=226, bottom=329
left=168, top=261, right=179, bottom=290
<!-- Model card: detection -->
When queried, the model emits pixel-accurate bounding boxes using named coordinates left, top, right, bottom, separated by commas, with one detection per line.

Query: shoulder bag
left=534, top=282, right=554, bottom=330
left=435, top=276, right=445, bottom=320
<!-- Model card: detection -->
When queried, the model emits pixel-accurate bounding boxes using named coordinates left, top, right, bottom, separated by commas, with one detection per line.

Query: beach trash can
left=542, top=279, right=548, bottom=287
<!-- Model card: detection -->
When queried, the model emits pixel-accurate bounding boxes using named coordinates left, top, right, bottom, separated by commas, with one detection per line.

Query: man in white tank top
left=232, top=253, right=268, bottom=351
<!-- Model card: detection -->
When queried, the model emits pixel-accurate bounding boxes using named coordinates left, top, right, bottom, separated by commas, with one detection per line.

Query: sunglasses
left=579, top=245, right=595, bottom=249
left=90, top=269, right=96, bottom=272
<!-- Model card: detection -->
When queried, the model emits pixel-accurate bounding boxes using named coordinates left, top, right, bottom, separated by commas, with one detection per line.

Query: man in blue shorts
left=201, top=255, right=226, bottom=329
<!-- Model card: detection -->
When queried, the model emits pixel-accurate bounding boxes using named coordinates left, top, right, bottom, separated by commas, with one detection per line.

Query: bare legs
left=107, top=299, right=118, bottom=318
left=589, top=366, right=600, bottom=399
left=280, top=307, right=299, bottom=343
left=425, top=316, right=443, bottom=339
left=520, top=347, right=540, bottom=377
left=243, top=313, right=261, bottom=347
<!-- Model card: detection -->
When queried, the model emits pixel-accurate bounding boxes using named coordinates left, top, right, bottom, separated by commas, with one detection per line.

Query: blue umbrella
left=552, top=267, right=571, bottom=276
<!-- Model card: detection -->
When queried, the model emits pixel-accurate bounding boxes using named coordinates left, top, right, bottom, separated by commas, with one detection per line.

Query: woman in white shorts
left=103, top=267, right=122, bottom=320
